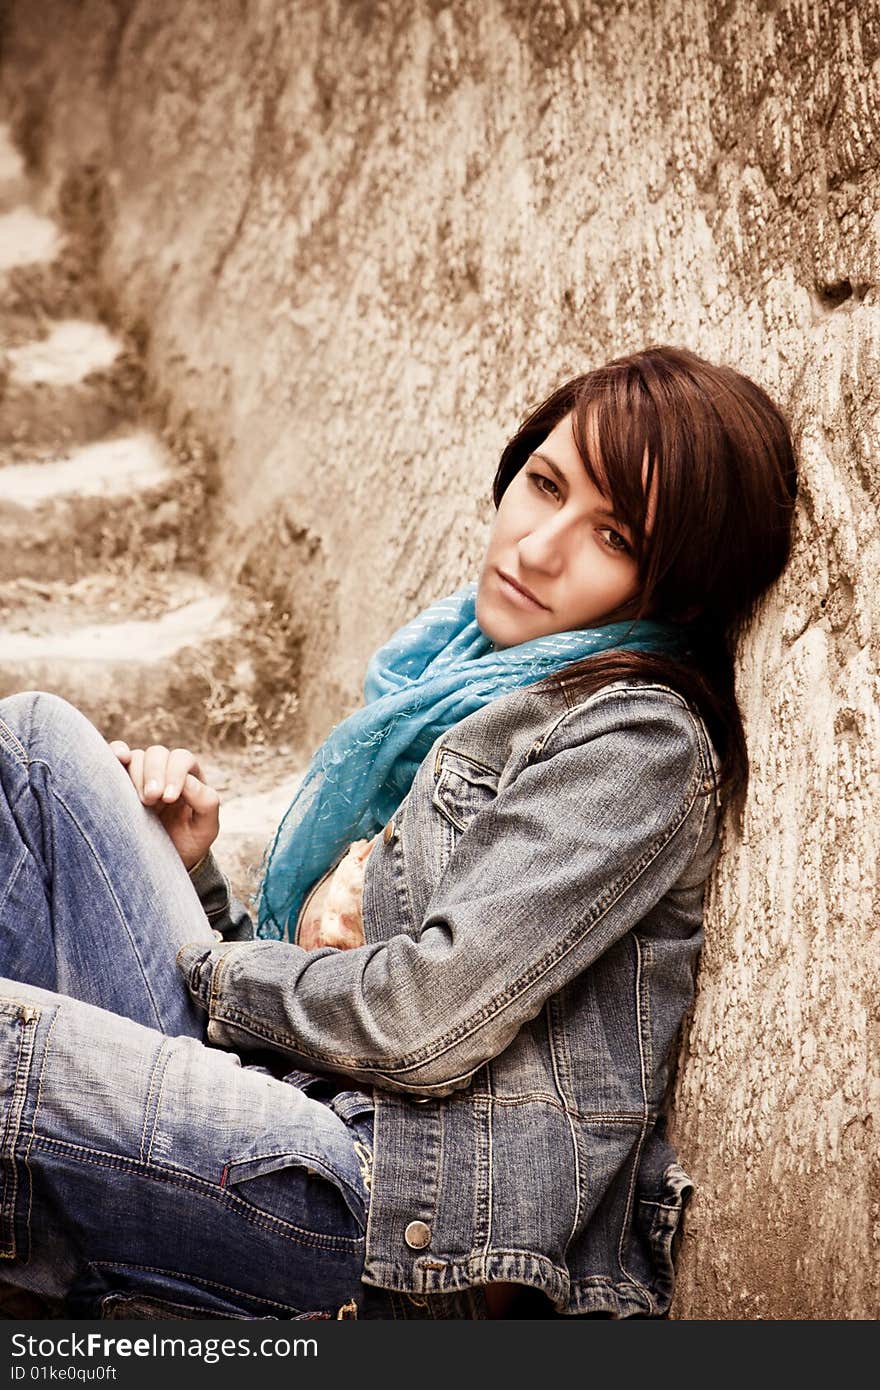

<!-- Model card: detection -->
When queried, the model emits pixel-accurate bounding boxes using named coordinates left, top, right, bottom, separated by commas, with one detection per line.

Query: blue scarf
left=255, top=580, right=695, bottom=940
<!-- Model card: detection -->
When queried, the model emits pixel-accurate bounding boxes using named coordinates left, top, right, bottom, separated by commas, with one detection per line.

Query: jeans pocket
left=98, top=1291, right=332, bottom=1320
left=99, top=1289, right=338, bottom=1320
left=99, top=1291, right=266, bottom=1319
left=222, top=1149, right=367, bottom=1239
left=635, top=1162, right=694, bottom=1313
left=0, top=999, right=40, bottom=1262
left=68, top=1267, right=335, bottom=1320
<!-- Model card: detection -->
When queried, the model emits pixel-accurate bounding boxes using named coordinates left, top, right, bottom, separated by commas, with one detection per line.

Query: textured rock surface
left=1, top=0, right=877, bottom=1317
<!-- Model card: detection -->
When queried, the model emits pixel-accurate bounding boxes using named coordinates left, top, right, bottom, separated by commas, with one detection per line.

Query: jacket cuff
left=176, top=939, right=244, bottom=1013
left=186, top=850, right=256, bottom=942
left=187, top=849, right=225, bottom=896
left=176, top=942, right=213, bottom=1010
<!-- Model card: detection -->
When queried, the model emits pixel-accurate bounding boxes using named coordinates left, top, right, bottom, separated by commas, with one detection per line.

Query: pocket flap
left=431, top=748, right=499, bottom=832
left=223, top=1149, right=366, bottom=1231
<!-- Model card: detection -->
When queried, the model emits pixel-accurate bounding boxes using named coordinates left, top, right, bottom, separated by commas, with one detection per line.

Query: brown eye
left=527, top=471, right=560, bottom=498
left=598, top=527, right=630, bottom=554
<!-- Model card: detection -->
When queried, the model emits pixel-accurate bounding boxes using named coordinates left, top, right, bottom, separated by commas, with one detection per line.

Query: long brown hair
left=493, top=346, right=798, bottom=830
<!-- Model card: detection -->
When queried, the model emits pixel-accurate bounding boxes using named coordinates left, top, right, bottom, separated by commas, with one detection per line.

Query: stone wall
left=2, top=0, right=877, bottom=1317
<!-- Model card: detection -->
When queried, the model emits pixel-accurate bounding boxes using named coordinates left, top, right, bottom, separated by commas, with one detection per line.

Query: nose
left=516, top=513, right=568, bottom=575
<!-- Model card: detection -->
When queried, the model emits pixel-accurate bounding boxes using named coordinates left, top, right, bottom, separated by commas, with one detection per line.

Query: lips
left=496, top=569, right=548, bottom=610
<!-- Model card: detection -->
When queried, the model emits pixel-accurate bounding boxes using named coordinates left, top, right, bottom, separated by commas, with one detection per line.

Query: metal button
left=383, top=819, right=397, bottom=844
left=404, top=1220, right=431, bottom=1249
left=412, top=1096, right=431, bottom=1105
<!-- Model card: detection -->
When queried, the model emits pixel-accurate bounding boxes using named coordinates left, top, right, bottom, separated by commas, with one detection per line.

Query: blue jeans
left=0, top=691, right=373, bottom=1319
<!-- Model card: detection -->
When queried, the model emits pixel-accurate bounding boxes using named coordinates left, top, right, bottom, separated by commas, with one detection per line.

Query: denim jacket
left=178, top=676, right=722, bottom=1318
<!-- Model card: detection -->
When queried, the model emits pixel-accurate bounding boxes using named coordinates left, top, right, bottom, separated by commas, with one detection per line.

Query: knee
left=0, top=691, right=95, bottom=751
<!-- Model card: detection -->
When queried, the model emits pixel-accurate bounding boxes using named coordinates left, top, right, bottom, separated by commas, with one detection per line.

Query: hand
left=108, top=740, right=220, bottom=871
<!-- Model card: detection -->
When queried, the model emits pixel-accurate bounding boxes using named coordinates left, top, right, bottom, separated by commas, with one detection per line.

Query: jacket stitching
left=361, top=1093, right=384, bottom=1282
left=432, top=769, right=498, bottom=833
left=640, top=937, right=654, bottom=1088
left=615, top=935, right=653, bottom=1310
left=479, top=1069, right=494, bottom=1276
left=542, top=683, right=700, bottom=759
left=557, top=681, right=717, bottom=789
left=480, top=1096, right=650, bottom=1121
left=437, top=807, right=457, bottom=874
left=389, top=834, right=417, bottom=943
left=209, top=944, right=234, bottom=1017
left=213, top=765, right=701, bottom=1078
left=372, top=1249, right=653, bottom=1315
left=433, top=746, right=500, bottom=779
left=367, top=1252, right=653, bottom=1307
left=545, top=1000, right=583, bottom=1261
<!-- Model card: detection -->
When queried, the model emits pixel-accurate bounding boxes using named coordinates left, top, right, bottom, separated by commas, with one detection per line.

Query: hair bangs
left=571, top=367, right=661, bottom=577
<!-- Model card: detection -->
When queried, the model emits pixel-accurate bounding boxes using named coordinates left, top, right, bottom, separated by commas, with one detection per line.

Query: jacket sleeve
left=177, top=692, right=712, bottom=1096
left=188, top=851, right=255, bottom=942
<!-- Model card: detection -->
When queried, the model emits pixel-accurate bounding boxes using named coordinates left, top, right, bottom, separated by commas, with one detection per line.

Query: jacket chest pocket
left=431, top=747, right=500, bottom=855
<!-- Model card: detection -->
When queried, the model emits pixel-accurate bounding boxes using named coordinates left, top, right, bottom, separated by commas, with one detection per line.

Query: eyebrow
left=531, top=451, right=625, bottom=525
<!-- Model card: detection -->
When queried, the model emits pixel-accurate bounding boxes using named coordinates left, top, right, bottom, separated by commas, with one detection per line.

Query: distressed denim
left=0, top=691, right=373, bottom=1319
left=178, top=675, right=723, bottom=1318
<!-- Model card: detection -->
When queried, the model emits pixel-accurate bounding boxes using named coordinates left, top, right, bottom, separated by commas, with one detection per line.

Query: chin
left=475, top=598, right=508, bottom=648
left=474, top=589, right=494, bottom=639
left=477, top=601, right=533, bottom=650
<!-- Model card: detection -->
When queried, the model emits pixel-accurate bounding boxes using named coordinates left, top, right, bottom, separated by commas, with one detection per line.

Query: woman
left=0, top=345, right=797, bottom=1319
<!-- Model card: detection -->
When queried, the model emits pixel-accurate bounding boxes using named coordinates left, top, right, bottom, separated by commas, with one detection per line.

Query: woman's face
left=476, top=411, right=652, bottom=649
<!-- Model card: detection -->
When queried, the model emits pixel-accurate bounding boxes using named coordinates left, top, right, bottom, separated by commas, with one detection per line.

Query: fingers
left=159, top=749, right=203, bottom=803
left=179, top=773, right=220, bottom=820
left=127, top=747, right=145, bottom=800
left=116, top=745, right=207, bottom=806
left=141, top=745, right=171, bottom=803
left=140, top=746, right=202, bottom=805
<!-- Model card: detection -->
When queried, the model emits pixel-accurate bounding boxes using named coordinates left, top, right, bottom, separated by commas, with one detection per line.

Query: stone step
left=0, top=430, right=186, bottom=582
left=0, top=429, right=171, bottom=505
left=0, top=206, right=60, bottom=273
left=0, top=573, right=256, bottom=746
left=2, top=593, right=229, bottom=662
left=5, top=319, right=122, bottom=386
left=0, top=319, right=141, bottom=457
left=0, top=126, right=102, bottom=325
